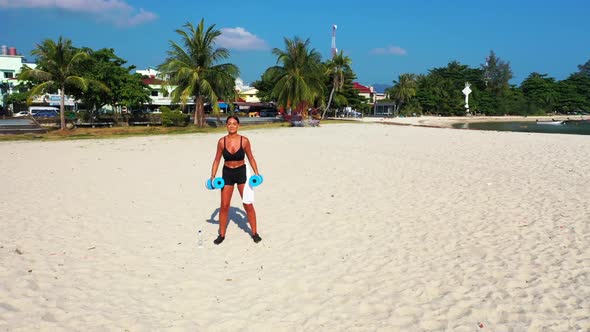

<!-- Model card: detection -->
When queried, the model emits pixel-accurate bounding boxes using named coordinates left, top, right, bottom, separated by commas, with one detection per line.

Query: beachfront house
left=237, top=87, right=259, bottom=103
left=235, top=78, right=260, bottom=103
left=373, top=101, right=397, bottom=116
left=0, top=46, right=38, bottom=110
left=136, top=67, right=186, bottom=112
left=352, top=82, right=376, bottom=104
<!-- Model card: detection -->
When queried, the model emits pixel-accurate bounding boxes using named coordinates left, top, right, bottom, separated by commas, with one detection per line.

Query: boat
left=535, top=119, right=564, bottom=125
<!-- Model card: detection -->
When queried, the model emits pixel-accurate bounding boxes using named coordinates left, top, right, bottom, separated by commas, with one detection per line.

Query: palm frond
left=18, top=68, right=53, bottom=82
left=65, top=76, right=89, bottom=91
left=26, top=82, right=53, bottom=104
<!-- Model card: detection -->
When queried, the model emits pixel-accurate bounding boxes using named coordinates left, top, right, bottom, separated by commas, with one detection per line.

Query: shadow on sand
left=206, top=206, right=252, bottom=236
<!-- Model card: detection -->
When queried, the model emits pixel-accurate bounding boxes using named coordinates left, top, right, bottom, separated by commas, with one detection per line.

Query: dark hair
left=226, top=115, right=240, bottom=124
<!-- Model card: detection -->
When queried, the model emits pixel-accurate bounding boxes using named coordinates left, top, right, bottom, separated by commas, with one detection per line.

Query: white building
left=137, top=67, right=178, bottom=108
left=135, top=67, right=160, bottom=78
left=0, top=47, right=37, bottom=108
left=235, top=78, right=260, bottom=103
left=135, top=68, right=259, bottom=108
left=0, top=55, right=22, bottom=80
left=0, top=46, right=75, bottom=110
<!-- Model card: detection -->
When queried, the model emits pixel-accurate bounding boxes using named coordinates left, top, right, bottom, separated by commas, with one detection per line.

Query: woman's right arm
left=210, top=138, right=223, bottom=180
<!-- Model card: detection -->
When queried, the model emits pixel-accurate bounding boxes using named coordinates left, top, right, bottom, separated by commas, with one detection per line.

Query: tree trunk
left=193, top=98, right=199, bottom=126
left=215, top=107, right=222, bottom=126
left=195, top=96, right=205, bottom=127
left=395, top=101, right=404, bottom=116
left=199, top=100, right=205, bottom=127
left=60, top=85, right=66, bottom=130
left=322, top=85, right=336, bottom=120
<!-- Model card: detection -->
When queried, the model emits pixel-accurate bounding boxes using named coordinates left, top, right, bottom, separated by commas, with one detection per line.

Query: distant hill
left=372, top=83, right=391, bottom=94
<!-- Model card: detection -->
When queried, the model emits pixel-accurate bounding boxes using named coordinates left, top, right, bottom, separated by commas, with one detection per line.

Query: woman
left=210, top=115, right=262, bottom=245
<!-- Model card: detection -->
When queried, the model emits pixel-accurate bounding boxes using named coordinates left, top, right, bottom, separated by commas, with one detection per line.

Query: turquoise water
left=453, top=120, right=590, bottom=136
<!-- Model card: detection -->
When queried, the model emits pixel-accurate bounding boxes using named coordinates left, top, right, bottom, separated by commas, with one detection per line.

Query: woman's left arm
left=243, top=137, right=260, bottom=175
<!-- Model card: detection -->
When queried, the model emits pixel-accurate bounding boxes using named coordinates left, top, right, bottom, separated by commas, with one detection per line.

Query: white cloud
left=117, top=8, right=157, bottom=27
left=217, top=27, right=268, bottom=51
left=371, top=45, right=407, bottom=56
left=0, top=0, right=157, bottom=27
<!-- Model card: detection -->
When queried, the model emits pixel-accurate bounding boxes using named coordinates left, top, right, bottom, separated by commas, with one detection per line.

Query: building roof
left=142, top=77, right=165, bottom=85
left=352, top=82, right=372, bottom=94
left=239, top=87, right=258, bottom=95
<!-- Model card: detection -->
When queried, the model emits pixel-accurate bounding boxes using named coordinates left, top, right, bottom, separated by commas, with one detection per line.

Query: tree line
left=6, top=18, right=590, bottom=131
left=383, top=51, right=590, bottom=117
left=9, top=18, right=369, bottom=130
left=8, top=39, right=152, bottom=130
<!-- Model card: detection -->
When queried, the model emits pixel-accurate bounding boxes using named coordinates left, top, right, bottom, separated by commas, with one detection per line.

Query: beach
left=371, top=115, right=582, bottom=128
left=1, top=122, right=589, bottom=331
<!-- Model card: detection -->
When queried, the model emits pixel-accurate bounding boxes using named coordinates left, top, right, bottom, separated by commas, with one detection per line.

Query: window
left=151, top=90, right=159, bottom=97
left=3, top=72, right=14, bottom=79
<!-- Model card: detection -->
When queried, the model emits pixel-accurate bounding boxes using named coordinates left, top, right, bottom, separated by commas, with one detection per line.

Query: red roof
left=142, top=77, right=165, bottom=85
left=352, top=82, right=371, bottom=94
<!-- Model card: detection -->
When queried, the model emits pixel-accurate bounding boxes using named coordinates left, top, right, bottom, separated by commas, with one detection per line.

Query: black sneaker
left=213, top=235, right=225, bottom=245
left=252, top=233, right=262, bottom=243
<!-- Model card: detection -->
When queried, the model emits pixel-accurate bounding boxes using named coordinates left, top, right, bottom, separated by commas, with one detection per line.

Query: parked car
left=131, top=109, right=150, bottom=115
left=258, top=108, right=279, bottom=117
left=32, top=110, right=59, bottom=117
left=13, top=111, right=29, bottom=117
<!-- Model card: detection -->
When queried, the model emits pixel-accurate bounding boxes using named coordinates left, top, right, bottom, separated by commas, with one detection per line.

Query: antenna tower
left=331, top=25, right=338, bottom=58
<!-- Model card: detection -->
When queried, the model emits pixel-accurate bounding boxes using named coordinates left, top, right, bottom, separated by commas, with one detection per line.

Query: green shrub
left=65, top=111, right=77, bottom=120
left=161, top=107, right=189, bottom=126
left=400, top=104, right=423, bottom=117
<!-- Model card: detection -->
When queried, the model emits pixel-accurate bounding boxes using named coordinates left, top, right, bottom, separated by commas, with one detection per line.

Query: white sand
left=369, top=115, right=582, bottom=128
left=1, top=123, right=589, bottom=331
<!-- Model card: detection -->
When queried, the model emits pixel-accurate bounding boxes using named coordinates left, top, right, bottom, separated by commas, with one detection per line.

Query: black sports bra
left=222, top=136, right=245, bottom=162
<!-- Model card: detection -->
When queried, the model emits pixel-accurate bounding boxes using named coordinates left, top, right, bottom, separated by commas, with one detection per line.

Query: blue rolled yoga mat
left=249, top=174, right=264, bottom=187
left=206, top=177, right=225, bottom=190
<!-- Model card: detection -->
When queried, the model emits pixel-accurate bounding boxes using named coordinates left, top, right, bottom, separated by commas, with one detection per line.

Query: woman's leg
left=219, top=185, right=234, bottom=237
left=237, top=184, right=257, bottom=235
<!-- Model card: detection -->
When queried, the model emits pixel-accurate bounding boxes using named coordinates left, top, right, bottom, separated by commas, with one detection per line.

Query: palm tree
left=263, top=37, right=324, bottom=114
left=322, top=50, right=352, bottom=119
left=19, top=37, right=89, bottom=130
left=158, top=19, right=239, bottom=127
left=388, top=73, right=417, bottom=115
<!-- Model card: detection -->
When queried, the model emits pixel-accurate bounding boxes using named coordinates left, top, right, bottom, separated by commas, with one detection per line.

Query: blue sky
left=1, top=0, right=589, bottom=87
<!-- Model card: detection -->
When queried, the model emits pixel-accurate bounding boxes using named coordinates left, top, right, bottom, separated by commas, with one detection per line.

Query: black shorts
left=222, top=164, right=247, bottom=186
